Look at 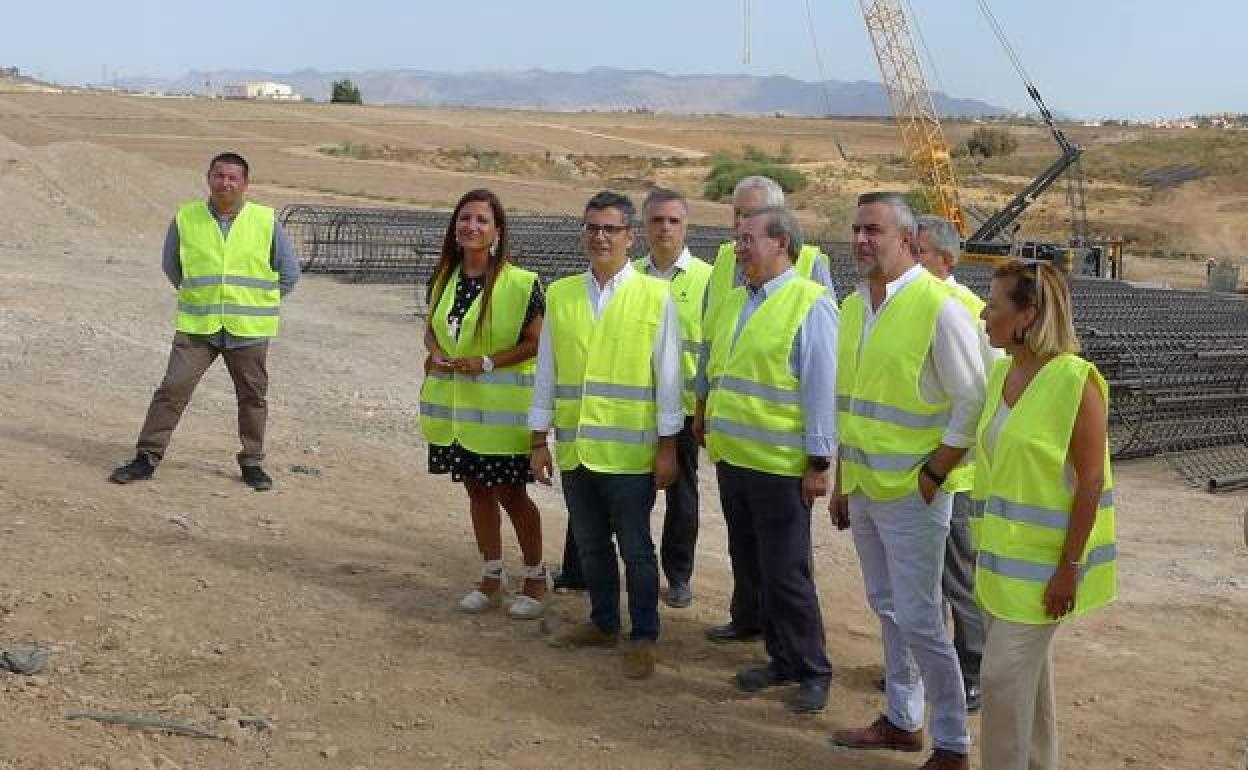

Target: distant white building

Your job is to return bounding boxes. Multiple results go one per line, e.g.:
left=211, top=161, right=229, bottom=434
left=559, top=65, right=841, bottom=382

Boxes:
left=222, top=81, right=300, bottom=101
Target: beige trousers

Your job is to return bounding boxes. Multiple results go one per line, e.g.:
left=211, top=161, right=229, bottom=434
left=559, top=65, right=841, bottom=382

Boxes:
left=135, top=332, right=269, bottom=467
left=980, top=614, right=1061, bottom=770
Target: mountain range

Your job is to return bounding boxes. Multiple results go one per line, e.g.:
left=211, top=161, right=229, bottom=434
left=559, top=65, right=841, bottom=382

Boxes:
left=112, top=67, right=1009, bottom=118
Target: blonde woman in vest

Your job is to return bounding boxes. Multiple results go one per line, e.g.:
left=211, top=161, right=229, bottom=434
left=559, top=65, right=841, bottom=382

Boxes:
left=976, top=259, right=1117, bottom=770
left=419, top=189, right=548, bottom=619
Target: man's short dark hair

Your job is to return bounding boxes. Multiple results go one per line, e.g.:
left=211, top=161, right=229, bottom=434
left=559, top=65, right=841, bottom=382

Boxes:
left=585, top=190, right=635, bottom=225
left=642, top=187, right=687, bottom=216
left=209, top=152, right=250, bottom=179
left=856, top=191, right=916, bottom=232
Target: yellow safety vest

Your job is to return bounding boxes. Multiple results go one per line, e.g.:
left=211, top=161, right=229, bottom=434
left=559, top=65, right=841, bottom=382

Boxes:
left=943, top=281, right=988, bottom=494
left=972, top=354, right=1117, bottom=625
left=418, top=264, right=538, bottom=455
left=837, top=272, right=951, bottom=501
left=633, top=256, right=713, bottom=415
left=706, top=277, right=825, bottom=477
left=175, top=200, right=280, bottom=337
left=547, top=271, right=669, bottom=474
left=704, top=242, right=827, bottom=341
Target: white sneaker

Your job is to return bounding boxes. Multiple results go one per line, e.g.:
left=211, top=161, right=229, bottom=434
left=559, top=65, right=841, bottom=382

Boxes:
left=507, top=564, right=551, bottom=620
left=458, top=560, right=507, bottom=613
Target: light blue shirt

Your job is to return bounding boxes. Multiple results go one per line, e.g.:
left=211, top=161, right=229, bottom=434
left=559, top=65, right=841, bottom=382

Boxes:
left=699, top=267, right=839, bottom=457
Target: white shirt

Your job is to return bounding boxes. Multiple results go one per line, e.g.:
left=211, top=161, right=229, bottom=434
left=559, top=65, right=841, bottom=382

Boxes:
left=856, top=264, right=987, bottom=448
left=640, top=247, right=694, bottom=281
left=527, top=261, right=685, bottom=437
left=945, top=274, right=1005, bottom=375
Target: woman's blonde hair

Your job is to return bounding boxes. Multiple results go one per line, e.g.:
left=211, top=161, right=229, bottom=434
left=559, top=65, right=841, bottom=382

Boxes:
left=993, top=259, right=1080, bottom=356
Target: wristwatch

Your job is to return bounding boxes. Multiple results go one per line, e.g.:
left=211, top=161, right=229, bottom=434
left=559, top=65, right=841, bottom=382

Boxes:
left=481, top=355, right=495, bottom=373
left=807, top=455, right=831, bottom=472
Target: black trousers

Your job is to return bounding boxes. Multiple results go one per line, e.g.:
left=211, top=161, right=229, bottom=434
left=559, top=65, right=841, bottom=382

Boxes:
left=559, top=418, right=700, bottom=588
left=943, top=492, right=985, bottom=688
left=717, top=461, right=831, bottom=682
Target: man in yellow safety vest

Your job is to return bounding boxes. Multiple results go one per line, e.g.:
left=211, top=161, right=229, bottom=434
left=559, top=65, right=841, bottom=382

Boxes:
left=830, top=193, right=986, bottom=770
left=530, top=191, right=683, bottom=680
left=109, top=152, right=299, bottom=491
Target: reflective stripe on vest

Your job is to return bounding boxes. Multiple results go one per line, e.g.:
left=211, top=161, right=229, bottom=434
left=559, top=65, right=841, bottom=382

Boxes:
left=635, top=256, right=712, bottom=415
left=836, top=273, right=950, bottom=500
left=418, top=264, right=538, bottom=455
left=175, top=200, right=279, bottom=338
left=548, top=272, right=668, bottom=474
left=972, top=354, right=1118, bottom=624
left=705, top=277, right=824, bottom=477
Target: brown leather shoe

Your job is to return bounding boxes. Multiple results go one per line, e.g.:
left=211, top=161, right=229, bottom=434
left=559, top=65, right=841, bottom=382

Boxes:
left=548, top=622, right=619, bottom=649
left=829, top=714, right=924, bottom=752
left=919, top=748, right=969, bottom=769
left=620, top=639, right=657, bottom=679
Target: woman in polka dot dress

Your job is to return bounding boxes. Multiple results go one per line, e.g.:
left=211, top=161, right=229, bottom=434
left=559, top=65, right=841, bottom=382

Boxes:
left=419, top=189, right=548, bottom=619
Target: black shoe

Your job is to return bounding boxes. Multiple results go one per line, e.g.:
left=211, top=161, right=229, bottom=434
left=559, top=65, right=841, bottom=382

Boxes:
left=240, top=465, right=273, bottom=491
left=735, top=662, right=797, bottom=693
left=784, top=678, right=830, bottom=714
left=964, top=683, right=981, bottom=714
left=875, top=675, right=887, bottom=692
left=705, top=623, right=762, bottom=643
left=109, top=455, right=154, bottom=484
left=664, top=581, right=693, bottom=609
left=552, top=568, right=585, bottom=593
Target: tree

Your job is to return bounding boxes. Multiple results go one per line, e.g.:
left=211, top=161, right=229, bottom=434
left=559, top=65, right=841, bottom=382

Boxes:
left=331, top=79, right=362, bottom=104
left=963, top=126, right=1018, bottom=159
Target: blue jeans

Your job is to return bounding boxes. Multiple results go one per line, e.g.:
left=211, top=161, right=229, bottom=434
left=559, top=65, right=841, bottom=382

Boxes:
left=562, top=466, right=660, bottom=641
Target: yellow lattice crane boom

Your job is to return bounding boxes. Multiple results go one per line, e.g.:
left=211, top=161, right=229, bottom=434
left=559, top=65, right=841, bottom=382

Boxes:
left=858, top=0, right=965, bottom=236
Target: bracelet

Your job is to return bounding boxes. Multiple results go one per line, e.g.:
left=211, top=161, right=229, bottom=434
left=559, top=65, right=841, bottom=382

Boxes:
left=921, top=463, right=947, bottom=485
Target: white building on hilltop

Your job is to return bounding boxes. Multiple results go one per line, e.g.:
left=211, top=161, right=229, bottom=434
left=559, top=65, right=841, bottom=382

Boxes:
left=222, top=81, right=300, bottom=101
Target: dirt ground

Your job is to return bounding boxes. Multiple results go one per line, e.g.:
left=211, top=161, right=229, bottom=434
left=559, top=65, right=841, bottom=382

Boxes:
left=1, top=111, right=1247, bottom=770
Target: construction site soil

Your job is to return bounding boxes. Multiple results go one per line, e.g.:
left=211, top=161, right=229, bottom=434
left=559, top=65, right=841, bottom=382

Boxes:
left=1, top=95, right=1246, bottom=769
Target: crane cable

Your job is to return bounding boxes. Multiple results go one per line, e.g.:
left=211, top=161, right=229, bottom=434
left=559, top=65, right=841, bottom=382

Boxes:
left=801, top=0, right=849, bottom=161
left=901, top=0, right=948, bottom=99
left=975, top=0, right=1035, bottom=91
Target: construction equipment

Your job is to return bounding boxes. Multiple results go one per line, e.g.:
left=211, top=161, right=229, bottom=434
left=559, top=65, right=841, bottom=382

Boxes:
left=858, top=0, right=1109, bottom=275
left=858, top=0, right=965, bottom=237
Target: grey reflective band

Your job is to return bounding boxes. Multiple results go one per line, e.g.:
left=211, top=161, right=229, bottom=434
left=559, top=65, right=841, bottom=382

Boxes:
left=578, top=424, right=659, bottom=444
left=840, top=397, right=950, bottom=430
left=984, top=489, right=1114, bottom=531
left=463, top=371, right=535, bottom=386
left=554, top=385, right=582, bottom=400
left=840, top=445, right=929, bottom=473
left=551, top=425, right=658, bottom=444
left=707, top=416, right=803, bottom=450
left=583, top=381, right=655, bottom=401
left=418, top=402, right=528, bottom=426
left=713, top=375, right=800, bottom=405
left=178, top=303, right=279, bottom=317
left=183, top=275, right=280, bottom=290
left=424, top=370, right=534, bottom=386
left=682, top=340, right=706, bottom=355
left=978, top=543, right=1116, bottom=584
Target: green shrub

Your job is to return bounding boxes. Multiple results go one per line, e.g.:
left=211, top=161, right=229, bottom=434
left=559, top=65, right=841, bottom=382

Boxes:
left=703, top=158, right=808, bottom=202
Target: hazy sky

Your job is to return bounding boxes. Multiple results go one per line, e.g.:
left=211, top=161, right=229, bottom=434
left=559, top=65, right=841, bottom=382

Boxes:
left=7, top=0, right=1239, bottom=119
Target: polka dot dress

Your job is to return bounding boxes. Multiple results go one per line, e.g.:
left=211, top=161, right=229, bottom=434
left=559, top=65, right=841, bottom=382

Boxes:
left=428, top=272, right=544, bottom=487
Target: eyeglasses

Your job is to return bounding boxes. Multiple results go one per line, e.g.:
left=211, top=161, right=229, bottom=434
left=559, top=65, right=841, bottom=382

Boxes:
left=582, top=223, right=631, bottom=237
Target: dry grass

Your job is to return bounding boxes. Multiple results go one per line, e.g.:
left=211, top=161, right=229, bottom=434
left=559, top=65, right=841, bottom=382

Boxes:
left=1, top=92, right=1244, bottom=263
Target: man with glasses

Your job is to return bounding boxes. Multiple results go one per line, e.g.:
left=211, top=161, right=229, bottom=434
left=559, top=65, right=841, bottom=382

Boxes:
left=697, top=205, right=838, bottom=713
left=530, top=191, right=683, bottom=680
left=554, top=188, right=710, bottom=609
left=700, top=174, right=836, bottom=644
